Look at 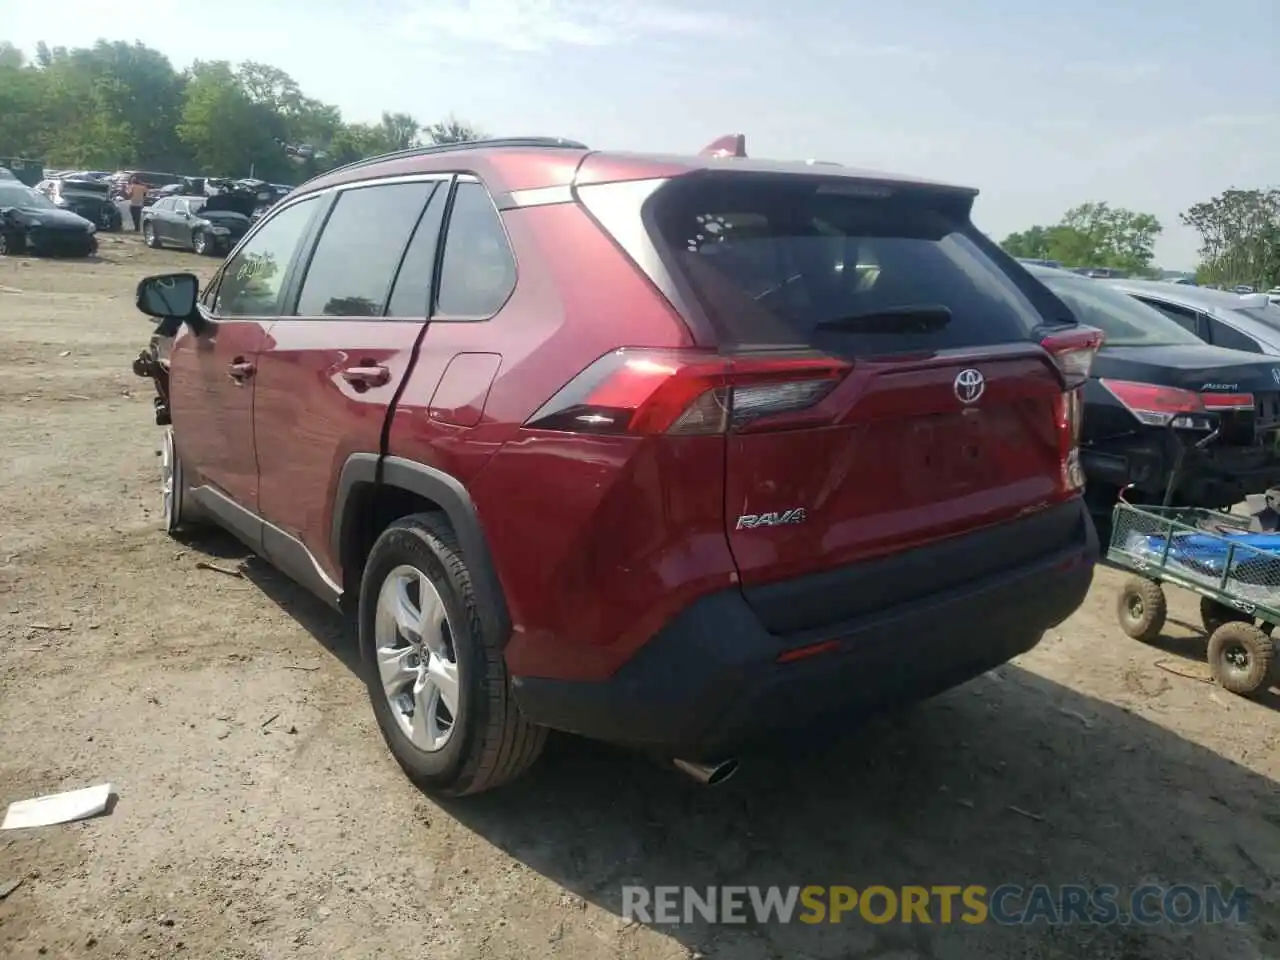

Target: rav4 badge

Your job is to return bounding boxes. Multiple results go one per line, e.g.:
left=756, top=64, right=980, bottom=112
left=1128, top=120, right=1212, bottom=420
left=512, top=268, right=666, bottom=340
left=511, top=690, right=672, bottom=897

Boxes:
left=736, top=509, right=807, bottom=530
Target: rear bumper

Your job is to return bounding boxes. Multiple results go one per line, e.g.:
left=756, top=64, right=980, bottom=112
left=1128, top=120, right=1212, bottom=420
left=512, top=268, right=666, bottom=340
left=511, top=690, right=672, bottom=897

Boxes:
left=511, top=499, right=1097, bottom=758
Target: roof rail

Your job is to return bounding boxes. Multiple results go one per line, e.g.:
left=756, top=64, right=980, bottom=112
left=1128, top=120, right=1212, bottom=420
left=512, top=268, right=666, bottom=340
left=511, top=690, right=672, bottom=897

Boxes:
left=312, top=136, right=590, bottom=182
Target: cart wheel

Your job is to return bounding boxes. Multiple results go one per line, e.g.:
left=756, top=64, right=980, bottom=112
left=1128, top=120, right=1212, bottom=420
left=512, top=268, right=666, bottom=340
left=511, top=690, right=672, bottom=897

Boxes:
left=1200, top=597, right=1252, bottom=636
left=1207, top=621, right=1275, bottom=696
left=1117, top=577, right=1167, bottom=642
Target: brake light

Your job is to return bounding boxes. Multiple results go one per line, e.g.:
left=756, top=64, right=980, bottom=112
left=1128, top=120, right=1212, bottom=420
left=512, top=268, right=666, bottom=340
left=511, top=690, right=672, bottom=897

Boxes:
left=1041, top=327, right=1104, bottom=388
left=524, top=348, right=850, bottom=435
left=1040, top=328, right=1102, bottom=494
left=1100, top=379, right=1254, bottom=427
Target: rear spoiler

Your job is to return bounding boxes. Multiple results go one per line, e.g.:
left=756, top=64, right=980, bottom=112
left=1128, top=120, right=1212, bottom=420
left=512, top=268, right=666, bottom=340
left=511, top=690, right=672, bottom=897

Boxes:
left=699, top=134, right=747, bottom=158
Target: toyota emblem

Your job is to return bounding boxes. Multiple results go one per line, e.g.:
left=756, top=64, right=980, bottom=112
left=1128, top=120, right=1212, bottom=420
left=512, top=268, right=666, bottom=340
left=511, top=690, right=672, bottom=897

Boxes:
left=954, top=368, right=985, bottom=404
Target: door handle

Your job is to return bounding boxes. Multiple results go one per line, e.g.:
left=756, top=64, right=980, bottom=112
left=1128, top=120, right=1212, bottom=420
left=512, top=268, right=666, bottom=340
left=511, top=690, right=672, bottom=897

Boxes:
left=341, top=365, right=391, bottom=388
left=228, top=359, right=255, bottom=382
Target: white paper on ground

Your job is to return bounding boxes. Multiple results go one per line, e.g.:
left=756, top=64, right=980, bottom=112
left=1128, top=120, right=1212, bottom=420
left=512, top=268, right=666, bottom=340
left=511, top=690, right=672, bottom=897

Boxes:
left=1, top=783, right=114, bottom=830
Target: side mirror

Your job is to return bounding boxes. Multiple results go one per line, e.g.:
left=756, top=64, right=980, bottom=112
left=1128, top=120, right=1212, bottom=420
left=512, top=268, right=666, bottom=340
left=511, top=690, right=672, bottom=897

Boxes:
left=136, top=272, right=199, bottom=321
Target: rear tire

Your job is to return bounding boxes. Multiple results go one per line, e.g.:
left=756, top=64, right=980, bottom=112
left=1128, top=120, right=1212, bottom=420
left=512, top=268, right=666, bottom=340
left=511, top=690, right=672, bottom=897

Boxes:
left=358, top=513, right=546, bottom=796
left=0, top=231, right=23, bottom=256
left=1117, top=577, right=1167, bottom=642
left=1199, top=596, right=1252, bottom=636
left=1207, top=621, right=1274, bottom=696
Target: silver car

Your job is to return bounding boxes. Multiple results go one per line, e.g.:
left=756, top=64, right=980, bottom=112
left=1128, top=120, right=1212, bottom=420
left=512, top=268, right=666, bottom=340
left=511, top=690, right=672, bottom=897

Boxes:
left=1104, top=279, right=1280, bottom=357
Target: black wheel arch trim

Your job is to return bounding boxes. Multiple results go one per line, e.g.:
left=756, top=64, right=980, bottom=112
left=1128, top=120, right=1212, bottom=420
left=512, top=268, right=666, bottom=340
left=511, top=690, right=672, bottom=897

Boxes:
left=332, top=454, right=512, bottom=645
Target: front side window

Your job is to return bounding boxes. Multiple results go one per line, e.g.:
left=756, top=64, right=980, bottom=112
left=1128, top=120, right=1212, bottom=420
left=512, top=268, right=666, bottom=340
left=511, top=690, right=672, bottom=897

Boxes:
left=214, top=196, right=319, bottom=318
left=435, top=181, right=517, bottom=318
left=294, top=180, right=439, bottom=318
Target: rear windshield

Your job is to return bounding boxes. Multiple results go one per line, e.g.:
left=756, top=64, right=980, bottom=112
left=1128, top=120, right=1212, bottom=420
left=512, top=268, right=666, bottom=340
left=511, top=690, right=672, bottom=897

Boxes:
left=60, top=179, right=108, bottom=195
left=650, top=174, right=1049, bottom=352
left=1039, top=274, right=1204, bottom=347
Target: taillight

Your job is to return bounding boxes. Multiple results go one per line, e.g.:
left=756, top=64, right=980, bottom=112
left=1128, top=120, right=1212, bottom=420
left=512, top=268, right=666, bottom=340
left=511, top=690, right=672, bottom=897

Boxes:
left=524, top=348, right=850, bottom=435
left=1041, top=327, right=1104, bottom=388
left=1042, top=327, right=1102, bottom=494
left=1100, top=379, right=1254, bottom=428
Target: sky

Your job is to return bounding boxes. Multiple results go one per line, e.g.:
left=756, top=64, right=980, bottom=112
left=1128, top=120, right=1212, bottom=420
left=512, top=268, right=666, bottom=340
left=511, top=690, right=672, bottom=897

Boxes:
left=3, top=0, right=1278, bottom=269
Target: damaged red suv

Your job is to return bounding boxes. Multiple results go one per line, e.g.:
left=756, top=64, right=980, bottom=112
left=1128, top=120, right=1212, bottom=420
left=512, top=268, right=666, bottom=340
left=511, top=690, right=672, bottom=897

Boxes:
left=132, top=134, right=1099, bottom=794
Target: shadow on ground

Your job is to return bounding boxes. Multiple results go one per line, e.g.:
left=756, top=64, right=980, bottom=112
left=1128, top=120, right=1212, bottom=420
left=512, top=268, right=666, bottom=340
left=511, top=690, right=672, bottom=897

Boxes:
left=188, top=533, right=1280, bottom=959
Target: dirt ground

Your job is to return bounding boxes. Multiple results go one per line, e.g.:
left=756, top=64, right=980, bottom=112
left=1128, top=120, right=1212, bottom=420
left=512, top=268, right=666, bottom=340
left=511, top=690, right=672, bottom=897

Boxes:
left=0, top=233, right=1277, bottom=960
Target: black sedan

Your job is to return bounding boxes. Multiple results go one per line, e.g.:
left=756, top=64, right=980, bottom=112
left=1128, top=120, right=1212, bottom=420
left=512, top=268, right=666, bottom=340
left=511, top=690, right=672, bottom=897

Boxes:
left=141, top=193, right=254, bottom=256
left=35, top=176, right=122, bottom=232
left=0, top=182, right=98, bottom=257
left=1028, top=265, right=1280, bottom=517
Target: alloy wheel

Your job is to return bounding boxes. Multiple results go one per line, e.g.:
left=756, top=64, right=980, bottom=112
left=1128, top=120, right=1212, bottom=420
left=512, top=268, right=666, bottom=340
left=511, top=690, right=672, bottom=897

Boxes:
left=373, top=564, right=460, bottom=752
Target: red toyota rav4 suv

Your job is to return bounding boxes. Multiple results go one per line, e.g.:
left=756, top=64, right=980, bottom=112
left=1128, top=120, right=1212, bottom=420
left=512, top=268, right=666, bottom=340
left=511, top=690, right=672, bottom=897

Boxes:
left=132, top=135, right=1099, bottom=795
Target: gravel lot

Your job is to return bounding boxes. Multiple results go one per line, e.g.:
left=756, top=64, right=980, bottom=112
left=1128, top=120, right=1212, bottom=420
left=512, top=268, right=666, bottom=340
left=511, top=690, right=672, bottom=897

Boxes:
left=1, top=234, right=1277, bottom=960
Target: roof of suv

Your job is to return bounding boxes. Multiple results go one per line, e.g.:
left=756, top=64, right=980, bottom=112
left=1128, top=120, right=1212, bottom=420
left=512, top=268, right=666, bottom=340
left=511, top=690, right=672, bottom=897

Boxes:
left=298, top=136, right=978, bottom=201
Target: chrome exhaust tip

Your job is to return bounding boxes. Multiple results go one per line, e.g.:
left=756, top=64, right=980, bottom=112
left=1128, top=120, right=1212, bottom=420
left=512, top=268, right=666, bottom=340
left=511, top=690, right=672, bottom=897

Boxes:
left=672, top=757, right=739, bottom=786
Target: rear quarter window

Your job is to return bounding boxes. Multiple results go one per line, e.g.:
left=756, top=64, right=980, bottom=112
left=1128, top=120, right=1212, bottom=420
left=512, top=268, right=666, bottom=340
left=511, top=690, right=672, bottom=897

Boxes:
left=650, top=175, right=1048, bottom=354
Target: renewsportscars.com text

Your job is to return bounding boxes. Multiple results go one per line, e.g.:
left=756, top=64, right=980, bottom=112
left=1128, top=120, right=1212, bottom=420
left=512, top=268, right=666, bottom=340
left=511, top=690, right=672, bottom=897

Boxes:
left=621, top=884, right=1250, bottom=926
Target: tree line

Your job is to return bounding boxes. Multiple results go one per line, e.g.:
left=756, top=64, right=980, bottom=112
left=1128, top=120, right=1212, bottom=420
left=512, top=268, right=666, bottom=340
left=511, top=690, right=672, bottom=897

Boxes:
left=999, top=194, right=1279, bottom=289
left=0, top=39, right=484, bottom=184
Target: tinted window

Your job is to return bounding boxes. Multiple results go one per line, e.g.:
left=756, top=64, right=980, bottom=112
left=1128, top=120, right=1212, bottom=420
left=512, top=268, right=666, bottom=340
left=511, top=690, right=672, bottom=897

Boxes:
left=1136, top=297, right=1200, bottom=334
left=1209, top=317, right=1264, bottom=353
left=435, top=181, right=517, bottom=317
left=1039, top=276, right=1204, bottom=347
left=386, top=184, right=447, bottom=317
left=214, top=197, right=318, bottom=318
left=651, top=175, right=1045, bottom=351
left=294, top=181, right=438, bottom=318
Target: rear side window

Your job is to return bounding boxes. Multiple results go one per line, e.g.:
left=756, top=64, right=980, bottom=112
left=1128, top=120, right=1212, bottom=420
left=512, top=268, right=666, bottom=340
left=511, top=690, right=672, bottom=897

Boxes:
left=435, top=181, right=516, bottom=318
left=1039, top=276, right=1203, bottom=347
left=386, top=183, right=448, bottom=317
left=650, top=175, right=1048, bottom=353
left=295, top=181, right=438, bottom=318
left=1208, top=317, right=1263, bottom=353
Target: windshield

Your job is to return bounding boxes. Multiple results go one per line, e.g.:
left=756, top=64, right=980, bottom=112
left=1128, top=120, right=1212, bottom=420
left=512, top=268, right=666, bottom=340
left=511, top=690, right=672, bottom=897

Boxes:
left=0, top=184, right=56, bottom=209
left=1040, top=274, right=1204, bottom=346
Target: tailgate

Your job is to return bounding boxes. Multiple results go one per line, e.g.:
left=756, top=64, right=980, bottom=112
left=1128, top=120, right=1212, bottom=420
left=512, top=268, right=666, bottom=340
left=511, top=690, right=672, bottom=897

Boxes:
left=643, top=170, right=1086, bottom=631
left=725, top=347, right=1066, bottom=592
